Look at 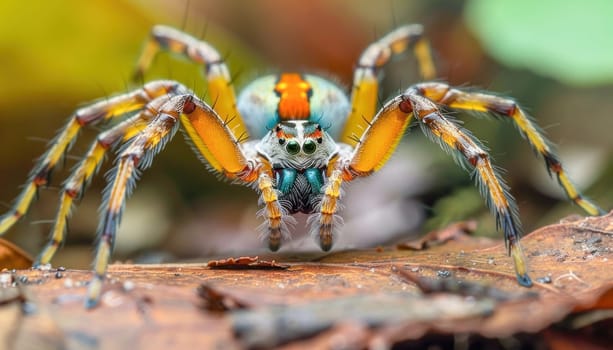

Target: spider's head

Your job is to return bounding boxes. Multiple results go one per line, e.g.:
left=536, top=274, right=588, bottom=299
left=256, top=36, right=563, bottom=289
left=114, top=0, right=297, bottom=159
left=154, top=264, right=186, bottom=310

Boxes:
left=257, top=120, right=338, bottom=170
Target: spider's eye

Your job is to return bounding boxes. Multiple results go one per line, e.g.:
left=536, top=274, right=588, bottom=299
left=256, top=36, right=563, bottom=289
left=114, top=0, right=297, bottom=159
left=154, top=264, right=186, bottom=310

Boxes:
left=285, top=140, right=300, bottom=155
left=302, top=139, right=316, bottom=154
left=278, top=138, right=286, bottom=145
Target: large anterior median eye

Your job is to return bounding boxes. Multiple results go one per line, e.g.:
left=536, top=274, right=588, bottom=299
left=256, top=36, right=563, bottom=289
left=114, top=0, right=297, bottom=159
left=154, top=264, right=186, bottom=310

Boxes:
left=302, top=139, right=316, bottom=154
left=286, top=140, right=300, bottom=155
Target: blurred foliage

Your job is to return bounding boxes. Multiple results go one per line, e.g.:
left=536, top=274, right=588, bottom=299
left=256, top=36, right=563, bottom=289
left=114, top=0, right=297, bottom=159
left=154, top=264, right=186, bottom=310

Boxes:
left=0, top=0, right=610, bottom=267
left=0, top=1, right=147, bottom=104
left=466, top=0, right=613, bottom=85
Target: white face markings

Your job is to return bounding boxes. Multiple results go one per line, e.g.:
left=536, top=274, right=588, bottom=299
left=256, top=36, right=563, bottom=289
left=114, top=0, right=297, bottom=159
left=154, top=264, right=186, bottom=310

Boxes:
left=256, top=120, right=339, bottom=170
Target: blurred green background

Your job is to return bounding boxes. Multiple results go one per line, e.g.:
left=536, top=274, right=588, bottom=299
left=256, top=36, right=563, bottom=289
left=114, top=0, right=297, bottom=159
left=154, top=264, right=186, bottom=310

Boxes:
left=0, top=0, right=611, bottom=268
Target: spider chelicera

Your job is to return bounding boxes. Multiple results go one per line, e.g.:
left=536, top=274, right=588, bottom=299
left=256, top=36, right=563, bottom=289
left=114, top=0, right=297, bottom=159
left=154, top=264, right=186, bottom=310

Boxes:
left=0, top=25, right=604, bottom=307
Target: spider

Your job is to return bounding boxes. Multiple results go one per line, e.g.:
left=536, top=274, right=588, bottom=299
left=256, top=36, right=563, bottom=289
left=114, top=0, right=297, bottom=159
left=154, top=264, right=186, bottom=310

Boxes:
left=0, top=25, right=604, bottom=308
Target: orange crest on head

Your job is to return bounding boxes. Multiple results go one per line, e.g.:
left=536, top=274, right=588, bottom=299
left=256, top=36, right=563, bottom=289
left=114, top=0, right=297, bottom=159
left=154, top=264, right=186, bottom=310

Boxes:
left=274, top=74, right=312, bottom=120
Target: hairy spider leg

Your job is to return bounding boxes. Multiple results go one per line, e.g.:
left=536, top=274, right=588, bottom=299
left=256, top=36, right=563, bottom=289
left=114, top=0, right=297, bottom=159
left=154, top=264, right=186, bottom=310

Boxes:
left=413, top=82, right=605, bottom=216
left=86, top=110, right=179, bottom=309
left=133, top=25, right=249, bottom=149
left=328, top=89, right=532, bottom=287
left=181, top=94, right=293, bottom=248
left=257, top=171, right=294, bottom=251
left=312, top=92, right=417, bottom=247
left=36, top=93, right=184, bottom=266
left=404, top=91, right=531, bottom=286
left=85, top=94, right=269, bottom=308
left=0, top=81, right=183, bottom=237
left=341, top=24, right=436, bottom=146
left=309, top=168, right=345, bottom=251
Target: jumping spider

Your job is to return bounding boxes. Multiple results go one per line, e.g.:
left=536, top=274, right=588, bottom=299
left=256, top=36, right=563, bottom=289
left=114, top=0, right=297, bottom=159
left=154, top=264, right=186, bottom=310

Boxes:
left=0, top=25, right=604, bottom=307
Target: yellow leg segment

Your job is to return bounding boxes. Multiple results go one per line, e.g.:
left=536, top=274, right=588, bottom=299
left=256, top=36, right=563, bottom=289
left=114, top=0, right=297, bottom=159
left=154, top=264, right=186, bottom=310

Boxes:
left=415, top=82, right=604, bottom=216
left=87, top=156, right=138, bottom=308
left=0, top=81, right=184, bottom=238
left=348, top=102, right=414, bottom=174
left=0, top=119, right=81, bottom=236
left=34, top=142, right=106, bottom=266
left=35, top=108, right=157, bottom=266
left=85, top=108, right=179, bottom=308
left=85, top=92, right=258, bottom=307
left=321, top=96, right=418, bottom=250
left=341, top=24, right=436, bottom=145
left=134, top=25, right=248, bottom=141
left=179, top=95, right=249, bottom=176
left=405, top=92, right=531, bottom=286
left=0, top=184, right=36, bottom=233
left=257, top=171, right=289, bottom=251
left=313, top=169, right=344, bottom=251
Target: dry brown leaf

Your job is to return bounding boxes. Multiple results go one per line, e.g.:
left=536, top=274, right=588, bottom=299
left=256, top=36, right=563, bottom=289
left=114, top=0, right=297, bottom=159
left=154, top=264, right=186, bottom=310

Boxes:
left=0, top=212, right=609, bottom=349
left=207, top=256, right=290, bottom=270
left=396, top=220, right=478, bottom=250
left=0, top=238, right=33, bottom=269
left=197, top=283, right=250, bottom=312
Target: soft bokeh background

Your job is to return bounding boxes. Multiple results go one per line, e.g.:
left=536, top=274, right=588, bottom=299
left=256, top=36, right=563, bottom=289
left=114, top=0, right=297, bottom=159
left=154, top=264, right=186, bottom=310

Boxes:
left=0, top=0, right=611, bottom=268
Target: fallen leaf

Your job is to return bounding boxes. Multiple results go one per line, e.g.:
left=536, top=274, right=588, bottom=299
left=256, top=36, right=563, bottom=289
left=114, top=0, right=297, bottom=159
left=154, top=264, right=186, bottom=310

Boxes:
left=396, top=220, right=479, bottom=250
left=0, top=212, right=608, bottom=349
left=207, top=256, right=290, bottom=270
left=196, top=283, right=250, bottom=312
left=0, top=238, right=33, bottom=269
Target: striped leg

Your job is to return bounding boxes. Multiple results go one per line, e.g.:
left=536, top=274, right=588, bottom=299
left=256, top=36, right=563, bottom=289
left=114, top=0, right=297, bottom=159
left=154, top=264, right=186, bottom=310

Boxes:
left=403, top=91, right=531, bottom=287
left=86, top=101, right=182, bottom=308
left=0, top=81, right=185, bottom=237
left=86, top=93, right=259, bottom=308
left=256, top=171, right=293, bottom=251
left=316, top=95, right=421, bottom=251
left=310, top=169, right=345, bottom=251
left=341, top=24, right=436, bottom=145
left=35, top=96, right=174, bottom=266
left=336, top=89, right=531, bottom=286
left=134, top=25, right=248, bottom=141
left=414, top=82, right=605, bottom=216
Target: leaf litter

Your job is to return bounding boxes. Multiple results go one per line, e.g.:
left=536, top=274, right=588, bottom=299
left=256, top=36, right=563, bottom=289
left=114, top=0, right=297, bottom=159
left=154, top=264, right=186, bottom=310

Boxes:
left=0, top=213, right=609, bottom=349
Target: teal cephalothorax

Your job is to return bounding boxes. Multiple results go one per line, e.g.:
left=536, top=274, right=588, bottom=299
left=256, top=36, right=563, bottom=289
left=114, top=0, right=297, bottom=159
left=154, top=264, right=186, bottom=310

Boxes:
left=237, top=74, right=350, bottom=139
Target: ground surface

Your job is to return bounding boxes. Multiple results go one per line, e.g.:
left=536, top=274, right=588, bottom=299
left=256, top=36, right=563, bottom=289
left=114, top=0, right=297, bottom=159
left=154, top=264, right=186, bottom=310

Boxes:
left=0, top=213, right=611, bottom=349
